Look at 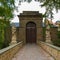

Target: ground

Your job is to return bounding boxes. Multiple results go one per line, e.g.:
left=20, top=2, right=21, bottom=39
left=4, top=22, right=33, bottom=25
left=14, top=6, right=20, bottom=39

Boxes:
left=12, top=44, right=54, bottom=60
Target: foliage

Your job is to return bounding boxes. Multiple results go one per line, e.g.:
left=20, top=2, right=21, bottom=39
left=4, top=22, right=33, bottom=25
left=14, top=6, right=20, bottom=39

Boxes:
left=52, top=39, right=60, bottom=47
left=0, top=0, right=15, bottom=20
left=57, top=31, right=60, bottom=38
left=0, top=20, right=4, bottom=49
left=39, top=0, right=60, bottom=19
left=52, top=31, right=60, bottom=47
left=0, top=19, right=11, bottom=49
left=43, top=27, right=46, bottom=41
left=0, top=0, right=15, bottom=49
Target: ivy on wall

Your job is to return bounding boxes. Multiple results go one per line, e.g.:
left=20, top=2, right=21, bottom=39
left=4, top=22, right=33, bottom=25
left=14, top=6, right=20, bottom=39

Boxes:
left=52, top=30, right=60, bottom=47
left=0, top=20, right=4, bottom=49
left=0, top=19, right=10, bottom=49
left=43, top=27, right=46, bottom=41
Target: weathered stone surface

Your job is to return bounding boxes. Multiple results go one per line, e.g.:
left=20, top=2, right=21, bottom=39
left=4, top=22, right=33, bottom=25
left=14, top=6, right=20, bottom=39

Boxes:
left=50, top=27, right=58, bottom=41
left=10, top=27, right=17, bottom=45
left=12, top=44, right=54, bottom=60
left=19, top=28, right=26, bottom=43
left=0, top=41, right=23, bottom=60
left=37, top=41, right=60, bottom=60
left=18, top=11, right=43, bottom=43
left=46, top=30, right=51, bottom=43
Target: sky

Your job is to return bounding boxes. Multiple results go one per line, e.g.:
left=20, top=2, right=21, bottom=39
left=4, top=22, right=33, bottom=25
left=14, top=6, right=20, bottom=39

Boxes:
left=11, top=0, right=60, bottom=23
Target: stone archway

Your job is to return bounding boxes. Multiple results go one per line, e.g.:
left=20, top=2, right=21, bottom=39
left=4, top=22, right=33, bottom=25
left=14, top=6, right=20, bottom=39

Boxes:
left=26, top=22, right=36, bottom=43
left=18, top=11, right=43, bottom=44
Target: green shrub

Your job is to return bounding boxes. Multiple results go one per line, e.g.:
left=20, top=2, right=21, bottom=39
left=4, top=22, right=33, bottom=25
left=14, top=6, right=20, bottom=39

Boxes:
left=43, top=27, right=46, bottom=41
left=52, top=39, right=60, bottom=47
left=57, top=31, right=60, bottom=38
left=0, top=21, right=5, bottom=49
left=0, top=29, right=4, bottom=49
left=0, top=19, right=11, bottom=49
left=52, top=31, right=60, bottom=47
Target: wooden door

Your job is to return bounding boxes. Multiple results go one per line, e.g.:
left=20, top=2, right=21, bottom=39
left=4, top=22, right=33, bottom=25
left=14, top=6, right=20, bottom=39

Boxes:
left=26, top=22, right=36, bottom=43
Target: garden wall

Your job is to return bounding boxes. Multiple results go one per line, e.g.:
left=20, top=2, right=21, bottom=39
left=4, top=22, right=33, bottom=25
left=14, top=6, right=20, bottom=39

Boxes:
left=37, top=41, right=60, bottom=60
left=0, top=41, right=23, bottom=60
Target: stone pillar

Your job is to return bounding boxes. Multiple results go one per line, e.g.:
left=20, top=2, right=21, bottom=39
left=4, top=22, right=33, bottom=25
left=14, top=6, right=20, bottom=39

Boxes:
left=10, top=26, right=17, bottom=45
left=46, top=25, right=51, bottom=43
left=58, top=24, right=60, bottom=31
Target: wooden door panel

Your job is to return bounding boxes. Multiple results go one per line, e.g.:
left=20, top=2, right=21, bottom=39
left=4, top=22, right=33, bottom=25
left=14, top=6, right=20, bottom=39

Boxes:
left=26, top=22, right=36, bottom=43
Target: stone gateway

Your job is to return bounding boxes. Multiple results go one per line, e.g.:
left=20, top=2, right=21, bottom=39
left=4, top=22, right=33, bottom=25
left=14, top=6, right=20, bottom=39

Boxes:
left=18, top=11, right=43, bottom=44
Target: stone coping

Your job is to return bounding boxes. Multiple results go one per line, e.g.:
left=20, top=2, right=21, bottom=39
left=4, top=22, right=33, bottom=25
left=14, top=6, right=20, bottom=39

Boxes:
left=40, top=41, right=60, bottom=51
left=0, top=41, right=23, bottom=54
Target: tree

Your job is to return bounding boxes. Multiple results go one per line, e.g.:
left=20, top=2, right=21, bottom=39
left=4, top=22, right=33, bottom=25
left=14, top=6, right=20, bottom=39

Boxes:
left=39, top=0, right=60, bottom=19
left=0, top=0, right=15, bottom=20
left=0, top=0, right=15, bottom=49
left=19, top=0, right=60, bottom=19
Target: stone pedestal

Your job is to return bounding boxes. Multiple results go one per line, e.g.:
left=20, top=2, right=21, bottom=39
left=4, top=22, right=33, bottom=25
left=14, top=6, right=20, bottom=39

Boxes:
left=46, top=30, right=51, bottom=43
left=46, top=25, right=51, bottom=43
left=10, top=27, right=17, bottom=45
left=58, top=28, right=60, bottom=31
left=58, top=24, right=60, bottom=31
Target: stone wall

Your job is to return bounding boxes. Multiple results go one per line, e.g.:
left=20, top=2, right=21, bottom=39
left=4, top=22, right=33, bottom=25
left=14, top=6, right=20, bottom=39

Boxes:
left=16, top=27, right=43, bottom=44
left=18, top=11, right=43, bottom=43
left=16, top=27, right=20, bottom=42
left=50, top=27, right=58, bottom=41
left=19, top=28, right=26, bottom=43
left=37, top=28, right=43, bottom=41
left=37, top=41, right=60, bottom=60
left=19, top=18, right=42, bottom=28
left=0, top=41, right=23, bottom=60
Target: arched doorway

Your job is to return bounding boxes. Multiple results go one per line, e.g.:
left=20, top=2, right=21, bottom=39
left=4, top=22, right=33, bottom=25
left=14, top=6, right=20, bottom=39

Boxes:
left=26, top=22, right=36, bottom=43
